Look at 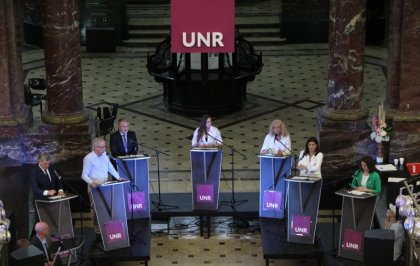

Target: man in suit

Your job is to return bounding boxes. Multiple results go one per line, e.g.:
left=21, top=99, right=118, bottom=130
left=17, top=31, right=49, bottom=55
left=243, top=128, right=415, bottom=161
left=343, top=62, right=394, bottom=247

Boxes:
left=30, top=222, right=53, bottom=266
left=110, top=118, right=138, bottom=157
left=31, top=153, right=64, bottom=200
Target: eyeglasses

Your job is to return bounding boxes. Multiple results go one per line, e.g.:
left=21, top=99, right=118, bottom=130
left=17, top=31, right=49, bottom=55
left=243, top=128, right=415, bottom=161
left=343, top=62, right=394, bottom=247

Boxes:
left=96, top=145, right=106, bottom=148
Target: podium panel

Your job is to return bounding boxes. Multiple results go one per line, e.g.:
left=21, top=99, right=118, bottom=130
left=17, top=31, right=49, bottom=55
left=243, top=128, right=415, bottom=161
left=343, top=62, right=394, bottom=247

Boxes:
left=259, top=155, right=292, bottom=219
left=190, top=149, right=222, bottom=211
left=91, top=181, right=130, bottom=251
left=117, top=155, right=151, bottom=219
left=335, top=188, right=377, bottom=261
left=35, top=194, right=78, bottom=238
left=286, top=177, right=322, bottom=244
left=35, top=194, right=78, bottom=263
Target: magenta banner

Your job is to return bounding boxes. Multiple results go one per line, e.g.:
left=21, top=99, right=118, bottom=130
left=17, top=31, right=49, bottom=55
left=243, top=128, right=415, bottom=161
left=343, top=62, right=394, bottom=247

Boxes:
left=104, top=220, right=126, bottom=244
left=342, top=229, right=363, bottom=252
left=196, top=184, right=214, bottom=203
left=263, top=190, right=282, bottom=211
left=171, top=0, right=235, bottom=53
left=127, top=191, right=146, bottom=212
left=291, top=215, right=311, bottom=236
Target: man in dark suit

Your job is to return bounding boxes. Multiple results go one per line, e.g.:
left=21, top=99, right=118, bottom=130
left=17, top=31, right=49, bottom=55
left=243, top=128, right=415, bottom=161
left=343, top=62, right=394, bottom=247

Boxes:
left=110, top=118, right=138, bottom=157
left=30, top=222, right=53, bottom=265
left=31, top=153, right=64, bottom=200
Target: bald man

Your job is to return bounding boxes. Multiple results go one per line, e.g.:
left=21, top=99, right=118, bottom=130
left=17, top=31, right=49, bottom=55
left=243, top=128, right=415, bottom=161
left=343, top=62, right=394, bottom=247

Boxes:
left=30, top=222, right=52, bottom=265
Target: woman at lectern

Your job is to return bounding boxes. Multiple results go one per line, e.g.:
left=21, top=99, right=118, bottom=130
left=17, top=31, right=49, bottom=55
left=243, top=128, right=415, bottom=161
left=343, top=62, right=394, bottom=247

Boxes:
left=191, top=114, right=223, bottom=148
left=351, top=156, right=381, bottom=194
left=260, top=119, right=291, bottom=156
left=297, top=137, right=323, bottom=176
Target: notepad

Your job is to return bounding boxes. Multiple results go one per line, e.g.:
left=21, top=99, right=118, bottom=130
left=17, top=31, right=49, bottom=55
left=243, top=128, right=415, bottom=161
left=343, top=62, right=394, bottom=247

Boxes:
left=48, top=195, right=62, bottom=200
left=388, top=177, right=406, bottom=183
left=349, top=190, right=365, bottom=196
left=375, top=164, right=397, bottom=172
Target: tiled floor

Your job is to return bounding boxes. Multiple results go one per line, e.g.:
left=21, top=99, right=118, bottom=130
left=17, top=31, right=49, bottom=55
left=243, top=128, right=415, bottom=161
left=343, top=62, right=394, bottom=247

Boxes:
left=21, top=1, right=388, bottom=264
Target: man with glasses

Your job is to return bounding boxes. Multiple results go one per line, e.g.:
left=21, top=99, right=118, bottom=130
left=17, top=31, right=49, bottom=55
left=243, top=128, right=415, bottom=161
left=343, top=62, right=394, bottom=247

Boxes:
left=81, top=138, right=123, bottom=239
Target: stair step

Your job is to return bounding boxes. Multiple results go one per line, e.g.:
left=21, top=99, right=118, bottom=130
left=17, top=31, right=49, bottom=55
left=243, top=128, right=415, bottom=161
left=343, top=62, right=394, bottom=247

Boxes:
left=124, top=36, right=285, bottom=48
left=127, top=16, right=279, bottom=27
left=128, top=27, right=280, bottom=38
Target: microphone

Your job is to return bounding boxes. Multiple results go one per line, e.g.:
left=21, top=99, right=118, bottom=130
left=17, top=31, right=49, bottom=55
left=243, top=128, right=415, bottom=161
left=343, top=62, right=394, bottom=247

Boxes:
left=273, top=135, right=294, bottom=156
left=274, top=134, right=277, bottom=143
left=206, top=133, right=223, bottom=145
left=54, top=170, right=62, bottom=181
left=106, top=152, right=117, bottom=161
left=205, top=136, right=208, bottom=142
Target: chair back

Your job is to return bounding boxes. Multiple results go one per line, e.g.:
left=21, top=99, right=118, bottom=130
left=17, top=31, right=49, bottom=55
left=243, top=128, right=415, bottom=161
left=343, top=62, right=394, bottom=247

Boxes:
left=28, top=78, right=47, bottom=90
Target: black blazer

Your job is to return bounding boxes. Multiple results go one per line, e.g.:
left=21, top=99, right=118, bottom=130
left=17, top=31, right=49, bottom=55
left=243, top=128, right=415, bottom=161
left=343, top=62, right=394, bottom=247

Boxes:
left=30, top=235, right=49, bottom=261
left=110, top=130, right=138, bottom=157
left=31, top=165, right=63, bottom=199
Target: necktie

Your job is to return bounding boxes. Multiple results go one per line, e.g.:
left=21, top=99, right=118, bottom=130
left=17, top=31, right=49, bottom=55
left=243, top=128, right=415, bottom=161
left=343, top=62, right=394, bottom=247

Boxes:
left=43, top=242, right=49, bottom=258
left=44, top=169, right=51, bottom=182
left=122, top=134, right=128, bottom=153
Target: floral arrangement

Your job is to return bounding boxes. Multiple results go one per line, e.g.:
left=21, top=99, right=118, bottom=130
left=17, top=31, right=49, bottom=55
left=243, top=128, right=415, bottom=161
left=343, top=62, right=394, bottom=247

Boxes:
left=370, top=101, right=392, bottom=142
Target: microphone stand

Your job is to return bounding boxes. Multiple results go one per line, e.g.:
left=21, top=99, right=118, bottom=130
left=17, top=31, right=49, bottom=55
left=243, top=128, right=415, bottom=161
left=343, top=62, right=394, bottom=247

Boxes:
left=130, top=140, right=178, bottom=211
left=207, top=134, right=248, bottom=209
left=273, top=136, right=299, bottom=176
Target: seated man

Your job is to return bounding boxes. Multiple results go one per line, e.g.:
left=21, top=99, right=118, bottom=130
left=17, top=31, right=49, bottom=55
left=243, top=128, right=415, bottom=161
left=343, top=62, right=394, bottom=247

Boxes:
left=30, top=222, right=62, bottom=266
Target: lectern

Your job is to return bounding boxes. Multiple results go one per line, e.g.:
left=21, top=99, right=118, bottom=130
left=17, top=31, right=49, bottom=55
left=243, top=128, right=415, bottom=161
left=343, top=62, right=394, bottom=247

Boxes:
left=259, top=155, right=292, bottom=219
left=35, top=194, right=78, bottom=238
left=91, top=181, right=130, bottom=251
left=286, top=176, right=322, bottom=244
left=117, top=155, right=151, bottom=219
left=335, top=188, right=377, bottom=261
left=35, top=194, right=78, bottom=264
left=190, top=149, right=223, bottom=211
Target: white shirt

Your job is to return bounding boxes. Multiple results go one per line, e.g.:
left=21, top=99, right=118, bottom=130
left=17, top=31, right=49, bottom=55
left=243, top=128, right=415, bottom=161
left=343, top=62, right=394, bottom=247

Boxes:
left=298, top=151, right=323, bottom=176
left=260, top=134, right=291, bottom=155
left=81, top=151, right=120, bottom=185
left=361, top=174, right=369, bottom=187
left=191, top=126, right=222, bottom=146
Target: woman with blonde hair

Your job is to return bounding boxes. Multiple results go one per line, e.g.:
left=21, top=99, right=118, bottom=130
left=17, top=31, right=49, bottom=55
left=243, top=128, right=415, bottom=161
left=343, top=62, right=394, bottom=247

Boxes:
left=260, top=119, right=291, bottom=155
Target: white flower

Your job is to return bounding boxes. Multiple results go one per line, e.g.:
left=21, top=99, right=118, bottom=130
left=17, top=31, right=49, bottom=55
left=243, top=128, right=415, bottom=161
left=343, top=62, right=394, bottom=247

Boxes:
left=379, top=129, right=387, bottom=137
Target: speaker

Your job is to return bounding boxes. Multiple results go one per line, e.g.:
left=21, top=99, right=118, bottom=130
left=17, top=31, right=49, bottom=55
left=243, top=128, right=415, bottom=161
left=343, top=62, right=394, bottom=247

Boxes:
left=364, top=229, right=394, bottom=265
left=9, top=245, right=45, bottom=266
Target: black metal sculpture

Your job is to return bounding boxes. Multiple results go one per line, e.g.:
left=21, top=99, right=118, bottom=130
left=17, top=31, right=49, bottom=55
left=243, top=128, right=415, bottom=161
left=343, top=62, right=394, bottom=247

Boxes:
left=147, top=32, right=263, bottom=116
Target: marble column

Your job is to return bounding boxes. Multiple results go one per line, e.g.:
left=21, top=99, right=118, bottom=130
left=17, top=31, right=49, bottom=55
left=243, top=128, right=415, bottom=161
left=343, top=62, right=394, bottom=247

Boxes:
left=386, top=0, right=420, bottom=161
left=320, top=0, right=369, bottom=120
left=0, top=0, right=31, bottom=135
left=317, top=0, right=371, bottom=176
left=0, top=0, right=32, bottom=239
left=41, top=0, right=89, bottom=124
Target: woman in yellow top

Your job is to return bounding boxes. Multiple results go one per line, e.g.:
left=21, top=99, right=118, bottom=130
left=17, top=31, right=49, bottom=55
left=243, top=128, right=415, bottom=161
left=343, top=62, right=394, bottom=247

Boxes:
left=351, top=156, right=381, bottom=195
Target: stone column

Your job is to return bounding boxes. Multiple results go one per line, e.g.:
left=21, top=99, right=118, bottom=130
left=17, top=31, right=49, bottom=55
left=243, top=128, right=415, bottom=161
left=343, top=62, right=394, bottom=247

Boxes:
left=41, top=0, right=89, bottom=124
left=0, top=0, right=31, bottom=135
left=0, top=0, right=31, bottom=239
left=317, top=0, right=371, bottom=176
left=320, top=0, right=369, bottom=120
left=386, top=0, right=420, bottom=161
